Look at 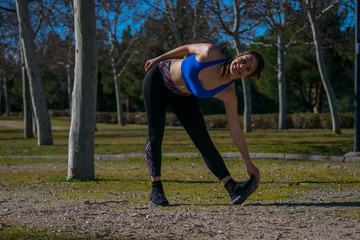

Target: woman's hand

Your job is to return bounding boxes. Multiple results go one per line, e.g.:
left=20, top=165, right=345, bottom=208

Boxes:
left=246, top=161, right=260, bottom=185
left=144, top=58, right=159, bottom=72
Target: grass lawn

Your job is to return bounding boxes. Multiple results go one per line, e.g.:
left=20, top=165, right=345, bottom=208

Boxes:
left=1, top=156, right=359, bottom=239
left=0, top=116, right=354, bottom=156
left=0, top=117, right=359, bottom=239
left=1, top=156, right=359, bottom=203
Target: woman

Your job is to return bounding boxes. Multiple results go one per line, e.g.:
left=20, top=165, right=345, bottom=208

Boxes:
left=143, top=43, right=264, bottom=206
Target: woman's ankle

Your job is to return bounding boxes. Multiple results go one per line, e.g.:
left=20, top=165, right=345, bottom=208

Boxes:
left=151, top=176, right=161, bottom=182
left=220, top=176, right=232, bottom=186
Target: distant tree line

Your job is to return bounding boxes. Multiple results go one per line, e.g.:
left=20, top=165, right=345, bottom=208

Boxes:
left=0, top=0, right=355, bottom=129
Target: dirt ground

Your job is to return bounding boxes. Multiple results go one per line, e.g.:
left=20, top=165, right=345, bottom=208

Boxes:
left=1, top=169, right=359, bottom=239
left=1, top=191, right=359, bottom=239
left=1, top=120, right=359, bottom=239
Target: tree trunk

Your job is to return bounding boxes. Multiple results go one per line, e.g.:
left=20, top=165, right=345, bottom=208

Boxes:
left=277, top=33, right=287, bottom=129
left=126, top=95, right=130, bottom=121
left=16, top=0, right=53, bottom=145
left=0, top=78, right=2, bottom=115
left=111, top=57, right=125, bottom=126
left=114, top=76, right=125, bottom=126
left=163, top=0, right=182, bottom=45
left=233, top=38, right=252, bottom=132
left=306, top=1, right=341, bottom=134
left=3, top=79, right=10, bottom=117
left=66, top=64, right=73, bottom=117
left=21, top=44, right=33, bottom=138
left=241, top=78, right=252, bottom=132
left=68, top=0, right=97, bottom=180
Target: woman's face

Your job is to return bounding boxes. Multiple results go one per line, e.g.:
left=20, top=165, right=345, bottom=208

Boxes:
left=230, top=54, right=258, bottom=79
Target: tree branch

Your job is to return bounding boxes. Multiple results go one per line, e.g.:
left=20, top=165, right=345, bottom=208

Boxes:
left=0, top=6, right=16, bottom=12
left=250, top=41, right=274, bottom=48
left=34, top=0, right=57, bottom=36
left=200, top=0, right=233, bottom=36
left=239, top=19, right=261, bottom=35
left=116, top=36, right=138, bottom=69
left=215, top=0, right=234, bottom=36
left=143, top=0, right=167, bottom=15
left=232, top=0, right=240, bottom=34
left=285, top=22, right=309, bottom=48
left=315, top=0, right=341, bottom=20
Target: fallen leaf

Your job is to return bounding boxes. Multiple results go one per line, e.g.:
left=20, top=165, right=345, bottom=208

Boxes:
left=127, top=212, right=148, bottom=217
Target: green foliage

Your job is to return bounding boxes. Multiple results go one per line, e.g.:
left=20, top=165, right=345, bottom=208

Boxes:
left=250, top=39, right=278, bottom=106
left=8, top=77, right=23, bottom=112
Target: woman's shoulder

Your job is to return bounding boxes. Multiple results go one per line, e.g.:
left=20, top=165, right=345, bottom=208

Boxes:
left=193, top=43, right=225, bottom=62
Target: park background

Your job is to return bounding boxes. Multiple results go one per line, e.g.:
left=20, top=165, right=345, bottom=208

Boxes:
left=1, top=1, right=360, bottom=239
left=0, top=0, right=356, bottom=130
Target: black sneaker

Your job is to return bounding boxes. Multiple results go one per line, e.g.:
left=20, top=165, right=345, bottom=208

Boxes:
left=224, top=176, right=257, bottom=205
left=150, top=181, right=169, bottom=207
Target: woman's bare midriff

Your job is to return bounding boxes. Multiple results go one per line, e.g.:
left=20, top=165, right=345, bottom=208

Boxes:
left=170, top=59, right=191, bottom=94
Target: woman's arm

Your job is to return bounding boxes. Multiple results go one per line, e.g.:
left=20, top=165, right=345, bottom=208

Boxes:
left=217, top=88, right=260, bottom=184
left=144, top=43, right=219, bottom=72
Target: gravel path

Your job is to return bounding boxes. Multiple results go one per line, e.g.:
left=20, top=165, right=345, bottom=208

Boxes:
left=1, top=176, right=359, bottom=239
left=0, top=120, right=68, bottom=131
left=1, top=120, right=359, bottom=239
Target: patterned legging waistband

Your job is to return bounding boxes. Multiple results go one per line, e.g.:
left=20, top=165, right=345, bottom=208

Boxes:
left=159, top=59, right=192, bottom=96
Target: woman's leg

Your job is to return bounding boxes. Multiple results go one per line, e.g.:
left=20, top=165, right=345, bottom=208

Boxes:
left=142, top=65, right=168, bottom=180
left=143, top=65, right=170, bottom=207
left=169, top=95, right=257, bottom=205
left=168, top=95, right=231, bottom=180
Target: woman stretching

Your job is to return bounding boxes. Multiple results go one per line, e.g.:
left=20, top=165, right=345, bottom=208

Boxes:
left=143, top=43, right=264, bottom=206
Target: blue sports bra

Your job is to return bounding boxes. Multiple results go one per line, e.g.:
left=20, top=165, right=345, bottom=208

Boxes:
left=181, top=54, right=234, bottom=98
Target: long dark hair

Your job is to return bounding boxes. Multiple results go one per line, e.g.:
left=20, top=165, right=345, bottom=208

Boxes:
left=220, top=50, right=265, bottom=84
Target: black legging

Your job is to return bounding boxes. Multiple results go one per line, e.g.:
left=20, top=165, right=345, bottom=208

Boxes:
left=142, top=63, right=230, bottom=180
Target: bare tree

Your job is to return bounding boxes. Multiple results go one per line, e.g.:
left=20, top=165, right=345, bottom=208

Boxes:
left=254, top=0, right=303, bottom=129
left=1, top=1, right=55, bottom=136
left=16, top=0, right=53, bottom=145
left=98, top=0, right=137, bottom=125
left=144, top=0, right=184, bottom=45
left=1, top=2, right=34, bottom=136
left=53, top=0, right=75, bottom=117
left=0, top=3, right=17, bottom=118
left=68, top=0, right=97, bottom=180
left=301, top=0, right=342, bottom=134
left=143, top=0, right=216, bottom=45
left=20, top=43, right=33, bottom=138
left=202, top=0, right=261, bottom=132
left=0, top=54, right=13, bottom=117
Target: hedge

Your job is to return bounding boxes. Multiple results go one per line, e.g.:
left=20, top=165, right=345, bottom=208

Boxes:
left=93, top=112, right=354, bottom=129
left=9, top=110, right=355, bottom=129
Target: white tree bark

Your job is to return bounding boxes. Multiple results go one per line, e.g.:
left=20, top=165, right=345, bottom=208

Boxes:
left=68, top=0, right=97, bottom=180
left=20, top=43, right=33, bottom=138
left=0, top=78, right=2, bottom=115
left=100, top=2, right=136, bottom=126
left=163, top=0, right=182, bottom=45
left=3, top=78, right=9, bottom=117
left=234, top=38, right=252, bottom=132
left=232, top=0, right=252, bottom=133
left=66, top=64, right=73, bottom=117
left=112, top=58, right=125, bottom=126
left=16, top=0, right=53, bottom=145
left=241, top=77, right=252, bottom=132
left=306, top=0, right=341, bottom=134
left=277, top=33, right=287, bottom=129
